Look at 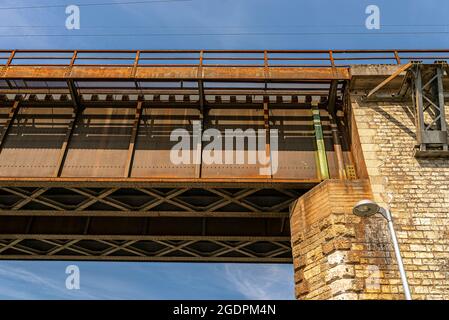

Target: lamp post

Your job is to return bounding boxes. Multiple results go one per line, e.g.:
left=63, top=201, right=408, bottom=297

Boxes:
left=353, top=199, right=412, bottom=300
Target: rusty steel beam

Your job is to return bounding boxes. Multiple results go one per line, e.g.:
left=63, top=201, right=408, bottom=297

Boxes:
left=327, top=80, right=339, bottom=114
left=0, top=88, right=339, bottom=96
left=0, top=255, right=292, bottom=263
left=0, top=210, right=288, bottom=218
left=330, top=114, right=347, bottom=180
left=263, top=101, right=272, bottom=178
left=1, top=65, right=350, bottom=81
left=311, top=103, right=330, bottom=180
left=0, top=177, right=319, bottom=188
left=124, top=101, right=143, bottom=177
left=54, top=107, right=84, bottom=177
left=195, top=78, right=205, bottom=178
left=0, top=100, right=20, bottom=151
left=366, top=62, right=413, bottom=98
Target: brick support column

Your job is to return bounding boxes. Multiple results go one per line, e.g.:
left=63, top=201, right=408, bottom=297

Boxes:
left=290, top=179, right=404, bottom=300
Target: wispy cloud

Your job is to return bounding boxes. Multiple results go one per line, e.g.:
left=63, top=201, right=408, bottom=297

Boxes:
left=0, top=262, right=294, bottom=300
left=0, top=263, right=99, bottom=299
left=0, top=7, right=55, bottom=48
left=222, top=264, right=294, bottom=300
left=0, top=262, right=151, bottom=300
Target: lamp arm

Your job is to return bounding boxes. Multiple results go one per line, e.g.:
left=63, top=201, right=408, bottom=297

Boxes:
left=378, top=207, right=392, bottom=221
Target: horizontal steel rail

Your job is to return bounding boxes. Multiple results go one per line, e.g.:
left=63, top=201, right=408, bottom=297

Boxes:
left=1, top=49, right=449, bottom=68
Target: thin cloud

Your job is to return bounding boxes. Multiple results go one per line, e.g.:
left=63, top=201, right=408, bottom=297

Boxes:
left=0, top=264, right=99, bottom=299
left=222, top=264, right=294, bottom=300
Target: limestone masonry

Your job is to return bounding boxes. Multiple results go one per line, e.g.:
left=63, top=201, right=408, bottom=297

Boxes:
left=290, top=64, right=449, bottom=300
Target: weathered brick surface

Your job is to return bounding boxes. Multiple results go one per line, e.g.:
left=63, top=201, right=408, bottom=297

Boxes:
left=291, top=94, right=449, bottom=300
left=290, top=179, right=403, bottom=300
left=349, top=97, right=449, bottom=300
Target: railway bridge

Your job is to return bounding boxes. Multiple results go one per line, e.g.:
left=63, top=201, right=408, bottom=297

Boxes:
left=1, top=49, right=448, bottom=299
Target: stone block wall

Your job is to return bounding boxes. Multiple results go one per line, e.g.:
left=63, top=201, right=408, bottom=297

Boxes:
left=290, top=179, right=405, bottom=300
left=290, top=92, right=449, bottom=300
left=348, top=97, right=449, bottom=299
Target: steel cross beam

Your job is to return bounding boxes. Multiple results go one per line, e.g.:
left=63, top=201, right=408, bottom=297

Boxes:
left=0, top=186, right=301, bottom=215
left=138, top=188, right=194, bottom=212
left=0, top=237, right=292, bottom=262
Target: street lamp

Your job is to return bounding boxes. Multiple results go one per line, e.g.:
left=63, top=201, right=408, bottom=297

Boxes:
left=353, top=200, right=412, bottom=300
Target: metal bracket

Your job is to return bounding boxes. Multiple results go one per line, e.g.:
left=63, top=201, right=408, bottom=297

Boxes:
left=366, top=62, right=413, bottom=99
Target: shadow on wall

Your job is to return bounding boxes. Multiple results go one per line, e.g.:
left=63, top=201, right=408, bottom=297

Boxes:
left=366, top=102, right=416, bottom=139
left=366, top=101, right=449, bottom=169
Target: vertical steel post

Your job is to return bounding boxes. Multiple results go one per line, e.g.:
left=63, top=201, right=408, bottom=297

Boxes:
left=413, top=65, right=426, bottom=151
left=312, top=104, right=330, bottom=180
left=394, top=50, right=401, bottom=64
left=0, top=100, right=20, bottom=153
left=263, top=100, right=272, bottom=177
left=436, top=65, right=448, bottom=151
left=124, top=100, right=143, bottom=177
left=195, top=50, right=205, bottom=178
left=330, top=114, right=347, bottom=180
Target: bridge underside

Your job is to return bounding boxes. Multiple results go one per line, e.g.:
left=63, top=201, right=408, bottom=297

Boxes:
left=0, top=181, right=312, bottom=262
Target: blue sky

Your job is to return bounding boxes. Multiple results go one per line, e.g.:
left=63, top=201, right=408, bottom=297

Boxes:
left=0, top=261, right=293, bottom=299
left=0, top=0, right=448, bottom=300
left=0, top=0, right=448, bottom=49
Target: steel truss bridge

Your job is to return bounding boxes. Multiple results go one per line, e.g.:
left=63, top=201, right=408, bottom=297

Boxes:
left=0, top=49, right=448, bottom=262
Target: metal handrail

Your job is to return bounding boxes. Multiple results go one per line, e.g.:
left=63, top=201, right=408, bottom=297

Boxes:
left=1, top=49, right=449, bottom=67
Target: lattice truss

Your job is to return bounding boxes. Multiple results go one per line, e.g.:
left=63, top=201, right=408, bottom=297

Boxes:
left=0, top=237, right=292, bottom=262
left=0, top=186, right=300, bottom=213
left=0, top=186, right=303, bottom=262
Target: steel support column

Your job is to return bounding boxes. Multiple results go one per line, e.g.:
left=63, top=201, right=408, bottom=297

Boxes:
left=0, top=100, right=19, bottom=152
left=330, top=114, right=346, bottom=179
left=412, top=63, right=449, bottom=157
left=124, top=100, right=143, bottom=177
left=311, top=103, right=330, bottom=180
left=263, top=100, right=273, bottom=177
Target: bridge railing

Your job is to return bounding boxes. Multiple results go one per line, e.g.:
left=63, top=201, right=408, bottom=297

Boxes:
left=1, top=49, right=449, bottom=68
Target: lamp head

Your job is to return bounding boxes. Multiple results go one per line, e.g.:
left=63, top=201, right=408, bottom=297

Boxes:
left=353, top=200, right=379, bottom=217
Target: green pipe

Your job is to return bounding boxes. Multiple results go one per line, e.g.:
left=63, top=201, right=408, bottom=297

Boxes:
left=312, top=106, right=330, bottom=180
